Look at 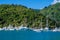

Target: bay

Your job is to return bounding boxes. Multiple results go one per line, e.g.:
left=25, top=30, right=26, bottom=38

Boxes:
left=0, top=29, right=60, bottom=40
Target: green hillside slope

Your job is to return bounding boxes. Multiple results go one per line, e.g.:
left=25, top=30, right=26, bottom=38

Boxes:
left=0, top=3, right=60, bottom=29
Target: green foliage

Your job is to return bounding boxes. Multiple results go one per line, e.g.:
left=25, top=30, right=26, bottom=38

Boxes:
left=0, top=3, right=60, bottom=29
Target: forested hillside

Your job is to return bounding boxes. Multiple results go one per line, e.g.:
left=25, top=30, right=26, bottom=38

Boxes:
left=0, top=3, right=60, bottom=29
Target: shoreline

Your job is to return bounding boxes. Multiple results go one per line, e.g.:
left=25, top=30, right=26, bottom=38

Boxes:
left=0, top=25, right=60, bottom=32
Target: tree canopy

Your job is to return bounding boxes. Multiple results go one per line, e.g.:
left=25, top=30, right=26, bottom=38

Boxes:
left=0, top=3, right=60, bottom=29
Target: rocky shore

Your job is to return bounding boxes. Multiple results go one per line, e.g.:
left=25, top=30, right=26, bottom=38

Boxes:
left=0, top=25, right=60, bottom=32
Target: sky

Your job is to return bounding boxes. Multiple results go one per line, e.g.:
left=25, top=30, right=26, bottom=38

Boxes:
left=0, top=0, right=60, bottom=9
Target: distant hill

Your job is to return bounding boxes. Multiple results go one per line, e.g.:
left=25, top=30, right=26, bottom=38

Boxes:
left=0, top=3, right=60, bottom=29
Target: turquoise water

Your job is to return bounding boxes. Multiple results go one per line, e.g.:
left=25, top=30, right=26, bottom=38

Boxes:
left=0, top=29, right=60, bottom=40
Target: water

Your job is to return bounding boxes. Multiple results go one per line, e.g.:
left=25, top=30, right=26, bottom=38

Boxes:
left=0, top=29, right=60, bottom=40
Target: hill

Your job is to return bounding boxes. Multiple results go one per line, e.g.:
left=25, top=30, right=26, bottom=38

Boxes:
left=0, top=3, right=60, bottom=29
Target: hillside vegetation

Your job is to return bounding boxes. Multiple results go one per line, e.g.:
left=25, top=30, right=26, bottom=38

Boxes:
left=0, top=3, right=60, bottom=29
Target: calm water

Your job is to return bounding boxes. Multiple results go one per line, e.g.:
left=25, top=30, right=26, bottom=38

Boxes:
left=0, top=29, right=60, bottom=40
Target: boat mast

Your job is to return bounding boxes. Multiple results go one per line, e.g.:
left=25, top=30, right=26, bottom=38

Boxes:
left=46, top=15, right=49, bottom=27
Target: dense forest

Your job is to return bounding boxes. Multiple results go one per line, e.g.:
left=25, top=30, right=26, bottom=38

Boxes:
left=0, top=3, right=60, bottom=29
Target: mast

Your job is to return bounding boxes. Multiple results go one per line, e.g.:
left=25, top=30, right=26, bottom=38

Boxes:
left=40, top=17, right=42, bottom=28
left=46, top=15, right=49, bottom=27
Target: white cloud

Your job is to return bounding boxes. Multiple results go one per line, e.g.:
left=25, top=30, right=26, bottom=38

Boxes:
left=52, top=0, right=60, bottom=4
